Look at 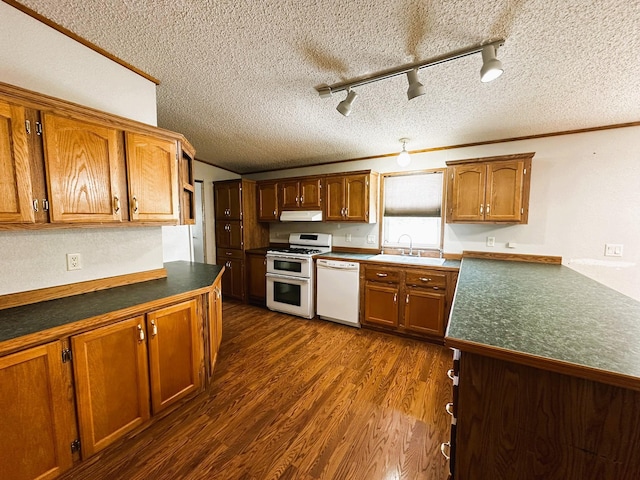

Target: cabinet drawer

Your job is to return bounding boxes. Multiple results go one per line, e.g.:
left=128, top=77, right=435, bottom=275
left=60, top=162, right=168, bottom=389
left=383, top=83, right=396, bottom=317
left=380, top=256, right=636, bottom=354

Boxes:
left=405, top=271, right=446, bottom=289
left=217, top=248, right=243, bottom=260
left=364, top=267, right=401, bottom=283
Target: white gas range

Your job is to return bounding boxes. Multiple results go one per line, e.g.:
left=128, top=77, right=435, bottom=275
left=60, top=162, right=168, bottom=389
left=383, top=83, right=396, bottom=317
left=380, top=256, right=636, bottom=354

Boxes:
left=265, top=233, right=332, bottom=319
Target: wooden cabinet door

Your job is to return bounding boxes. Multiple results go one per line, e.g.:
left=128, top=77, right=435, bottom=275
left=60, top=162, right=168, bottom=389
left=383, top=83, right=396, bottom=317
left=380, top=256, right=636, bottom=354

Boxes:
left=207, top=281, right=223, bottom=375
left=43, top=113, right=125, bottom=223
left=485, top=160, right=525, bottom=222
left=280, top=180, right=300, bottom=209
left=178, top=143, right=196, bottom=225
left=299, top=177, right=322, bottom=209
left=247, top=252, right=267, bottom=304
left=71, top=317, right=150, bottom=457
left=214, top=181, right=242, bottom=219
left=257, top=181, right=278, bottom=221
left=448, top=164, right=486, bottom=222
left=221, top=257, right=245, bottom=300
left=0, top=341, right=75, bottom=480
left=0, top=100, right=36, bottom=223
left=215, top=221, right=242, bottom=249
left=126, top=132, right=178, bottom=222
left=147, top=299, right=201, bottom=414
left=324, top=176, right=345, bottom=221
left=403, top=287, right=446, bottom=336
left=344, top=174, right=368, bottom=221
left=363, top=281, right=400, bottom=327
left=214, top=182, right=230, bottom=219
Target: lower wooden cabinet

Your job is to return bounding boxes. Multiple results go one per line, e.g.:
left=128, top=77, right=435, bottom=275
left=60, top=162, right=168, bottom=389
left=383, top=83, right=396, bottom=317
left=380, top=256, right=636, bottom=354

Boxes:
left=0, top=341, right=76, bottom=480
left=218, top=248, right=245, bottom=301
left=71, top=299, right=201, bottom=458
left=361, top=263, right=457, bottom=341
left=246, top=250, right=267, bottom=305
left=207, top=278, right=223, bottom=376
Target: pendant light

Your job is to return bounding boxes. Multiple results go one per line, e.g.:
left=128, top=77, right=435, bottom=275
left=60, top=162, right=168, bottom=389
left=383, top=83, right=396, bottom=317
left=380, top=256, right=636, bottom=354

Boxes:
left=397, top=138, right=411, bottom=167
left=480, top=44, right=504, bottom=82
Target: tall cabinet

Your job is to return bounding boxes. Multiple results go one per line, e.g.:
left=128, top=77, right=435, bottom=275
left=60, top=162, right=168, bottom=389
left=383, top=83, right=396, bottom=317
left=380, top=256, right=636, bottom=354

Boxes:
left=214, top=179, right=269, bottom=301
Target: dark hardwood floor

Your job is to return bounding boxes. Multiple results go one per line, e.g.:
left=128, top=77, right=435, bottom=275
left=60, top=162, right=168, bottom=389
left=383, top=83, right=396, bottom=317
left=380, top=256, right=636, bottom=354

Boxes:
left=60, top=301, right=453, bottom=480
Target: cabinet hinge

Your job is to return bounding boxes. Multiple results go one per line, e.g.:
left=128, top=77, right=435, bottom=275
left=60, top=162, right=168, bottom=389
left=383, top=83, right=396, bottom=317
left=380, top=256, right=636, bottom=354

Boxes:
left=70, top=439, right=81, bottom=454
left=25, top=120, right=31, bottom=135
left=35, top=121, right=43, bottom=136
left=62, top=348, right=73, bottom=363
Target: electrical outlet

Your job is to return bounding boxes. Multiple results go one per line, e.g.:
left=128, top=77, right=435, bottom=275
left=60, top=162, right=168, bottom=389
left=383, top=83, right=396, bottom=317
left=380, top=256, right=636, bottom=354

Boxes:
left=345, top=233, right=352, bottom=242
left=66, top=253, right=82, bottom=271
left=605, top=244, right=623, bottom=257
left=367, top=234, right=376, bottom=244
left=486, top=236, right=495, bottom=247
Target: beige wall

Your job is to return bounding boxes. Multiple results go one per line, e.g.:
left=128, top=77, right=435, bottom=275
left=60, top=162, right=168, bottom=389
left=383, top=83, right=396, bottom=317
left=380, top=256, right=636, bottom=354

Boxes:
left=246, top=126, right=640, bottom=302
left=0, top=3, right=162, bottom=296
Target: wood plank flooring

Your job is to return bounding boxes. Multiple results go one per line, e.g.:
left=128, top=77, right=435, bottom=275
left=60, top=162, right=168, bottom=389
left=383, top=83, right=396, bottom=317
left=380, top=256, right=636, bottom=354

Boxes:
left=59, top=302, right=453, bottom=480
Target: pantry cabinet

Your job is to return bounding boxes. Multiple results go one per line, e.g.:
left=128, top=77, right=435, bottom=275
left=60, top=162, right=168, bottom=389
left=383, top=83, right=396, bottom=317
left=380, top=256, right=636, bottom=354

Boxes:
left=0, top=340, right=76, bottom=480
left=0, top=81, right=194, bottom=229
left=324, top=171, right=378, bottom=223
left=446, top=152, right=533, bottom=224
left=361, top=262, right=457, bottom=341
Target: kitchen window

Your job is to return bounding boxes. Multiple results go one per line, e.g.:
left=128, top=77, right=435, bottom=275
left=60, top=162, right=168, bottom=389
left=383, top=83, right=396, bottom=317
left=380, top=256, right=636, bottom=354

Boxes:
left=381, top=170, right=445, bottom=253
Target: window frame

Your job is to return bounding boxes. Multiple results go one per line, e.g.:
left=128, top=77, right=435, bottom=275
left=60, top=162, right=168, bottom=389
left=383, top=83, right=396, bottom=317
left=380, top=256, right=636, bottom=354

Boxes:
left=378, top=168, right=447, bottom=256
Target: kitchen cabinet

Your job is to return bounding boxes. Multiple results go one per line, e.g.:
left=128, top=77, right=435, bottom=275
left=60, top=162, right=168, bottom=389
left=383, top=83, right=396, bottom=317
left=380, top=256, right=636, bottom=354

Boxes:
left=0, top=340, right=76, bottom=480
left=257, top=180, right=279, bottom=222
left=246, top=250, right=267, bottom=305
left=0, top=82, right=194, bottom=229
left=214, top=179, right=269, bottom=301
left=71, top=316, right=151, bottom=458
left=324, top=171, right=379, bottom=223
left=72, top=298, right=201, bottom=458
left=125, top=132, right=179, bottom=223
left=279, top=176, right=322, bottom=210
left=446, top=152, right=533, bottom=224
left=0, top=99, right=37, bottom=224
left=43, top=113, right=127, bottom=224
left=361, top=262, right=457, bottom=341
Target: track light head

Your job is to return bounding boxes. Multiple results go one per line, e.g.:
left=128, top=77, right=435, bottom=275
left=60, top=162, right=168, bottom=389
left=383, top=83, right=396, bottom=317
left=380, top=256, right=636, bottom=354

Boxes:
left=336, top=90, right=358, bottom=116
left=406, top=69, right=426, bottom=100
left=397, top=138, right=411, bottom=167
left=480, top=44, right=504, bottom=83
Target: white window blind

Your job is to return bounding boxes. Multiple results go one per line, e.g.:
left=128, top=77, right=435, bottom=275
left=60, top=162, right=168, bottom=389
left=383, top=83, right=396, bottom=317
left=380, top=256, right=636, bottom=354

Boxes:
left=383, top=172, right=443, bottom=217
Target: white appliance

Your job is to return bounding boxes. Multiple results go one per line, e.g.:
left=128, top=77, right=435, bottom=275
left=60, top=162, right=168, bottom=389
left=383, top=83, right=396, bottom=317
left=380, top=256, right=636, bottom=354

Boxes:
left=266, top=233, right=332, bottom=319
left=316, top=259, right=361, bottom=328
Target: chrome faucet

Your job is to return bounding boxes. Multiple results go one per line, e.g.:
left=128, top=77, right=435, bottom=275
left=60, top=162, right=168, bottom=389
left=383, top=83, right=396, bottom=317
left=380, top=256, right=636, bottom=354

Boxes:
left=397, top=234, right=413, bottom=256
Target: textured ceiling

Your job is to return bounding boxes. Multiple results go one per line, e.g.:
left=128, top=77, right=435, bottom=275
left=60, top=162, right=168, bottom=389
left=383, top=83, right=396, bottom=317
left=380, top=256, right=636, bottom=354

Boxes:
left=16, top=0, right=640, bottom=173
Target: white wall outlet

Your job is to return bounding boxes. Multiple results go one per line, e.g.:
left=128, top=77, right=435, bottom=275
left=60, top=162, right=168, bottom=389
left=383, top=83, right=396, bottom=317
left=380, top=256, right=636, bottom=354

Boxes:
left=66, top=253, right=82, bottom=270
left=605, top=244, right=623, bottom=257
left=345, top=233, right=352, bottom=242
left=486, top=236, right=495, bottom=247
left=367, top=234, right=376, bottom=244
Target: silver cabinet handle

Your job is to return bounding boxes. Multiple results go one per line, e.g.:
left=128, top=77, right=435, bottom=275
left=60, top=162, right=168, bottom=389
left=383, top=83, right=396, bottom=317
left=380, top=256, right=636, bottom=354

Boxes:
left=344, top=207, right=348, bottom=217
left=113, top=195, right=120, bottom=213
left=405, top=294, right=409, bottom=304
left=132, top=196, right=139, bottom=213
left=33, top=199, right=38, bottom=212
left=226, top=252, right=233, bottom=256
left=150, top=320, right=158, bottom=337
left=393, top=293, right=397, bottom=303
left=273, top=209, right=277, bottom=216
left=440, top=442, right=451, bottom=460
left=376, top=273, right=388, bottom=277
left=447, top=369, right=455, bottom=380
left=137, top=324, right=145, bottom=342
left=419, top=277, right=432, bottom=282
left=480, top=204, right=484, bottom=214
left=486, top=204, right=490, bottom=214
left=300, top=195, right=304, bottom=203
left=445, top=403, right=454, bottom=416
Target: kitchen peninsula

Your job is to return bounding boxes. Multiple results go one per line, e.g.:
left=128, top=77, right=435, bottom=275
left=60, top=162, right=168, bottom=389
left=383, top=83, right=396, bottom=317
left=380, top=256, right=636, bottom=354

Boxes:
left=445, top=255, right=640, bottom=480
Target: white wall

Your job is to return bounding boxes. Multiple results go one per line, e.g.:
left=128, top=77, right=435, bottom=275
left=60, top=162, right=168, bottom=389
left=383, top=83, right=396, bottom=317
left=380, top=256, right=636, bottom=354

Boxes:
left=0, top=4, right=162, bottom=296
left=246, top=127, right=640, bottom=302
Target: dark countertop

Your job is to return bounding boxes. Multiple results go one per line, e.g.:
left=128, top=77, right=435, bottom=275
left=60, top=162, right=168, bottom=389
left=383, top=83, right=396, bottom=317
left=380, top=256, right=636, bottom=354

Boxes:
left=0, top=261, right=223, bottom=346
left=446, top=258, right=640, bottom=383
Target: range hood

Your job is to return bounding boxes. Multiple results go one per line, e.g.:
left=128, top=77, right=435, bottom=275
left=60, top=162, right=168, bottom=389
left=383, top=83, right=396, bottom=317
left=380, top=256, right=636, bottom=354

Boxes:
left=279, top=210, right=323, bottom=222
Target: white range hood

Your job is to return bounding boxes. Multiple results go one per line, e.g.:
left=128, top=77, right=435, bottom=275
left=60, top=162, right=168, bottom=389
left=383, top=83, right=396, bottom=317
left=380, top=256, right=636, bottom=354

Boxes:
left=279, top=210, right=323, bottom=222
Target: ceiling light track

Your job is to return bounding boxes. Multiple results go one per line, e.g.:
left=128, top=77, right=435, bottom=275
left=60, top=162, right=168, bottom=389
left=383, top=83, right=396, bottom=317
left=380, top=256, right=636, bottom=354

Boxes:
left=316, top=39, right=505, bottom=116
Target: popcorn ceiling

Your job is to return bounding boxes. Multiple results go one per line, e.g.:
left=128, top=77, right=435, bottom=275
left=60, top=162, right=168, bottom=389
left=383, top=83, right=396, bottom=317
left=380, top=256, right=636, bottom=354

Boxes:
left=17, top=0, right=640, bottom=173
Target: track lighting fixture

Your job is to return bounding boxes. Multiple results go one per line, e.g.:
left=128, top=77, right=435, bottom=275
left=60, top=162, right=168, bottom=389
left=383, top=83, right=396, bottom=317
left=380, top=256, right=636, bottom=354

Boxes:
left=316, top=39, right=505, bottom=115
left=480, top=44, right=504, bottom=82
left=336, top=90, right=358, bottom=117
left=397, top=138, right=411, bottom=167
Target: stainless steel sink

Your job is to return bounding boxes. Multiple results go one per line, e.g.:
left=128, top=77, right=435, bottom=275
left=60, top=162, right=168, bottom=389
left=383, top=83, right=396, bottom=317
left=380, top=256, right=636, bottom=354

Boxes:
left=368, top=254, right=446, bottom=266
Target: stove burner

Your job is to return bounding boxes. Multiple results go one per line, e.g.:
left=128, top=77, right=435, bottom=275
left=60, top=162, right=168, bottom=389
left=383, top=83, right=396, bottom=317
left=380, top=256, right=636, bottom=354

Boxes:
left=268, top=247, right=322, bottom=255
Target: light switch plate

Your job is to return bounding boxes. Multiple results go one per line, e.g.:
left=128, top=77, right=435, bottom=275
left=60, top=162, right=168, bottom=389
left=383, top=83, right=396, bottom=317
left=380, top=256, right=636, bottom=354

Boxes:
left=486, top=236, right=495, bottom=247
left=605, top=244, right=623, bottom=257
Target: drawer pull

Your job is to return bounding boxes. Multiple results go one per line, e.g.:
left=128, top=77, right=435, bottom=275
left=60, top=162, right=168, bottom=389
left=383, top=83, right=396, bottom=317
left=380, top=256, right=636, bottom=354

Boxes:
left=376, top=273, right=388, bottom=277
left=447, top=369, right=455, bottom=380
left=226, top=252, right=233, bottom=256
left=150, top=320, right=158, bottom=337
left=445, top=402, right=454, bottom=416
left=137, top=324, right=145, bottom=342
left=440, top=442, right=451, bottom=460
left=419, top=277, right=432, bottom=282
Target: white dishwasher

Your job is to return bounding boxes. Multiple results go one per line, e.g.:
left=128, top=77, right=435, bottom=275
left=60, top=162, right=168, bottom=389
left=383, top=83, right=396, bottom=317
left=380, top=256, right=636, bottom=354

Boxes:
left=316, top=259, right=360, bottom=328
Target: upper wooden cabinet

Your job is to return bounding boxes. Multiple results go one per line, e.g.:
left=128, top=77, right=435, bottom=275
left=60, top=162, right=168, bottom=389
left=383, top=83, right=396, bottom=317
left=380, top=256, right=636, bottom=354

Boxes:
left=126, top=132, right=179, bottom=223
left=214, top=180, right=242, bottom=220
left=446, top=153, right=533, bottom=224
left=325, top=171, right=379, bottom=223
left=280, top=177, right=322, bottom=210
left=257, top=180, right=279, bottom=222
left=0, top=99, right=35, bottom=223
left=0, top=82, right=193, bottom=229
left=43, top=113, right=126, bottom=223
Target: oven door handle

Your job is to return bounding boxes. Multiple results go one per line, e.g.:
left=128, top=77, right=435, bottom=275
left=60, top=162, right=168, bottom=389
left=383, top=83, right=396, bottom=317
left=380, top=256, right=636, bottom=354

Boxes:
left=265, top=272, right=310, bottom=283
